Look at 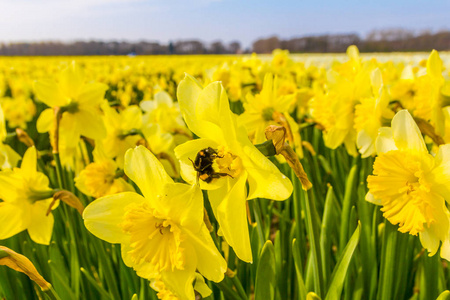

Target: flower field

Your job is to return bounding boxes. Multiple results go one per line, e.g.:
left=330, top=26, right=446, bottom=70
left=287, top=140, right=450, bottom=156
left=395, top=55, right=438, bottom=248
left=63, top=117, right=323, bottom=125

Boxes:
left=1, top=47, right=450, bottom=300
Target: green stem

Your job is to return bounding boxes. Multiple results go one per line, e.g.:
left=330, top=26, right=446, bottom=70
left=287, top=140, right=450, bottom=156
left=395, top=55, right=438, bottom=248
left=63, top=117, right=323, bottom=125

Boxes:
left=43, top=287, right=62, bottom=300
left=230, top=274, right=247, bottom=300
left=215, top=280, right=244, bottom=300
left=53, top=153, right=65, bottom=189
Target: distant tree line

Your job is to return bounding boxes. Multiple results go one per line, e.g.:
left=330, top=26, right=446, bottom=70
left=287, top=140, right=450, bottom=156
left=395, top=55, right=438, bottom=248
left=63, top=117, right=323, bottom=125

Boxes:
left=0, top=29, right=449, bottom=56
left=253, top=29, right=450, bottom=53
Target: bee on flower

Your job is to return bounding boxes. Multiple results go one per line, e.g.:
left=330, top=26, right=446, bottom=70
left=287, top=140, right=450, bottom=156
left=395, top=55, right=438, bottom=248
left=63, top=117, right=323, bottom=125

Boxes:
left=174, top=74, right=293, bottom=262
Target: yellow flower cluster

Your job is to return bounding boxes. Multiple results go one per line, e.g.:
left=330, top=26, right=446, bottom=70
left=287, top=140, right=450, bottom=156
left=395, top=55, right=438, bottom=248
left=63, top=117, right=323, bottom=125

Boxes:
left=1, top=47, right=450, bottom=299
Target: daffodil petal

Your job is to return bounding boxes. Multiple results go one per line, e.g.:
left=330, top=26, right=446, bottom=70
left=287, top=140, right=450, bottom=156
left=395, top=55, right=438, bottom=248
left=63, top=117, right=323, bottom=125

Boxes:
left=20, top=146, right=37, bottom=174
left=83, top=192, right=146, bottom=244
left=36, top=108, right=54, bottom=133
left=160, top=269, right=196, bottom=300
left=193, top=274, right=212, bottom=298
left=28, top=201, right=54, bottom=245
left=75, top=109, right=107, bottom=140
left=121, top=106, right=142, bottom=130
left=426, top=50, right=442, bottom=78
left=177, top=74, right=223, bottom=140
left=184, top=225, right=227, bottom=282
left=34, top=79, right=68, bottom=107
left=365, top=192, right=382, bottom=206
left=197, top=82, right=236, bottom=142
left=124, top=146, right=173, bottom=200
left=391, top=110, right=427, bottom=153
left=211, top=172, right=252, bottom=263
left=158, top=183, right=203, bottom=231
left=0, top=144, right=21, bottom=169
left=77, top=82, right=109, bottom=106
left=0, top=202, right=29, bottom=239
left=375, top=127, right=397, bottom=154
left=243, top=143, right=293, bottom=201
left=59, top=62, right=85, bottom=98
left=0, top=171, right=23, bottom=201
left=430, top=144, right=450, bottom=198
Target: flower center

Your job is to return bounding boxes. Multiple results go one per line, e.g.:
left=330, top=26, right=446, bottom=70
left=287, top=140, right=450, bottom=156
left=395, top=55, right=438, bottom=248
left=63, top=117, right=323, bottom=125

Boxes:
left=121, top=203, right=185, bottom=272
left=215, top=147, right=243, bottom=179
left=367, top=150, right=436, bottom=235
left=262, top=107, right=275, bottom=121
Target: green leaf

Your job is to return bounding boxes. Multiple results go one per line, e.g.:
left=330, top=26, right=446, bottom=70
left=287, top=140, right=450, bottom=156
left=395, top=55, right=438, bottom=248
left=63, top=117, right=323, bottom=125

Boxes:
left=325, top=223, right=361, bottom=300
left=255, top=240, right=276, bottom=300
left=292, top=239, right=307, bottom=300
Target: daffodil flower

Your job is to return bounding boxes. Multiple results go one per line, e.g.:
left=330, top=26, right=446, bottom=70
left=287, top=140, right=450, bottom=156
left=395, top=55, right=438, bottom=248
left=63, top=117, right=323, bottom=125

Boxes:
left=174, top=74, right=293, bottom=262
left=0, top=104, right=20, bottom=169
left=367, top=110, right=450, bottom=259
left=75, top=145, right=134, bottom=198
left=239, top=73, right=298, bottom=147
left=83, top=146, right=226, bottom=299
left=0, top=147, right=57, bottom=245
left=101, top=103, right=142, bottom=167
left=35, top=62, right=108, bottom=148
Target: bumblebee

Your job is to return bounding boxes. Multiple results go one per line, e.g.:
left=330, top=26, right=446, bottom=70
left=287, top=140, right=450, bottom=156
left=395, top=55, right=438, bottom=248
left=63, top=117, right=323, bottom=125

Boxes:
left=189, top=147, right=231, bottom=183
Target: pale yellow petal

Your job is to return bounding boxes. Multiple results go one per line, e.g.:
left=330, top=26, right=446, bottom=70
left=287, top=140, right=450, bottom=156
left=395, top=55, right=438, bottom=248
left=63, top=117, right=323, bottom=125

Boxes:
left=375, top=127, right=397, bottom=154
left=0, top=144, right=21, bottom=169
left=83, top=192, right=146, bottom=244
left=391, top=110, right=427, bottom=153
left=429, top=144, right=450, bottom=198
left=365, top=192, right=382, bottom=206
left=124, top=146, right=173, bottom=200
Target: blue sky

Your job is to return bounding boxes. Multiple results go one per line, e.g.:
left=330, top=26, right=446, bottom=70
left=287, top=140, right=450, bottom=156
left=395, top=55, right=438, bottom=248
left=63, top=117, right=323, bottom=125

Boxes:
left=0, top=0, right=448, bottom=48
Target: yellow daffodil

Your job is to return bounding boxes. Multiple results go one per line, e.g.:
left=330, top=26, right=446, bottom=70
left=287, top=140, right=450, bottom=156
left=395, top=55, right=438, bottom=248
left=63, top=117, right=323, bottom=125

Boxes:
left=101, top=104, right=142, bottom=167
left=35, top=62, right=108, bottom=147
left=354, top=69, right=394, bottom=157
left=0, top=95, right=36, bottom=129
left=0, top=104, right=20, bottom=169
left=0, top=146, right=57, bottom=245
left=83, top=146, right=226, bottom=299
left=75, top=145, right=134, bottom=198
left=174, top=74, right=293, bottom=262
left=140, top=91, right=189, bottom=135
left=367, top=110, right=450, bottom=259
left=239, top=73, right=298, bottom=146
left=310, top=46, right=374, bottom=155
